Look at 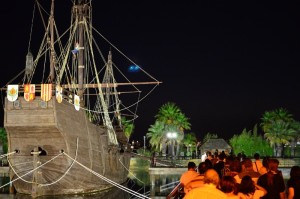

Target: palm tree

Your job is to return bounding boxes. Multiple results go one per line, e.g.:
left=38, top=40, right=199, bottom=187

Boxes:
left=155, top=102, right=191, bottom=132
left=146, top=121, right=165, bottom=153
left=182, top=132, right=197, bottom=156
left=154, top=102, right=191, bottom=156
left=264, top=120, right=296, bottom=156
left=290, top=121, right=300, bottom=156
left=155, top=102, right=181, bottom=124
left=260, top=108, right=297, bottom=157
left=174, top=112, right=191, bottom=132
left=164, top=124, right=181, bottom=157
left=260, top=108, right=294, bottom=133
left=121, top=116, right=135, bottom=141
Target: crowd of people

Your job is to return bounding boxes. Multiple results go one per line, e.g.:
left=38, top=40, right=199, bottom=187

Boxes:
left=178, top=152, right=300, bottom=199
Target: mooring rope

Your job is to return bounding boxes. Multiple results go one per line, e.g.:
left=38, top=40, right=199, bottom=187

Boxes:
left=0, top=151, right=17, bottom=159
left=118, top=157, right=148, bottom=199
left=63, top=152, right=151, bottom=199
left=4, top=138, right=79, bottom=187
left=118, top=157, right=145, bottom=186
left=39, top=138, right=79, bottom=187
left=1, top=140, right=149, bottom=198
left=0, top=152, right=64, bottom=190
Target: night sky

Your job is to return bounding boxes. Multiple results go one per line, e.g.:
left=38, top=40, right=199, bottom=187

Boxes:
left=1, top=1, right=300, bottom=142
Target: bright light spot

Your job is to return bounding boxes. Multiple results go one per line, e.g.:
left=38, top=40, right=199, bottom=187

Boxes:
left=128, top=65, right=140, bottom=72
left=167, top=132, right=177, bottom=139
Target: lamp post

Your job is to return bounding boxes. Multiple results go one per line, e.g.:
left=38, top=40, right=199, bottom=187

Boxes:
left=167, top=132, right=177, bottom=158
left=196, top=142, right=199, bottom=157
left=143, top=136, right=146, bottom=153
left=131, top=140, right=134, bottom=152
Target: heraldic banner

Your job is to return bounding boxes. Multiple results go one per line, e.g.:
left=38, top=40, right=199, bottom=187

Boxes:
left=74, top=94, right=80, bottom=111
left=7, top=85, right=19, bottom=102
left=41, top=84, right=53, bottom=101
left=24, top=84, right=35, bottom=102
left=56, top=85, right=63, bottom=103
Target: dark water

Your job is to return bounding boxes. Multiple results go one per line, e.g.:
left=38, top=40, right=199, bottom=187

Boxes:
left=0, top=155, right=182, bottom=199
left=0, top=187, right=130, bottom=199
left=0, top=173, right=181, bottom=199
left=0, top=168, right=293, bottom=198
left=0, top=167, right=292, bottom=199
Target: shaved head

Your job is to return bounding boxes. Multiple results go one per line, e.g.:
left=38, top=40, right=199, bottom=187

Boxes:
left=204, top=169, right=220, bottom=186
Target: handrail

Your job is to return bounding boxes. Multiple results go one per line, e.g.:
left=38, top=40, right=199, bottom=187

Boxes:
left=166, top=182, right=184, bottom=199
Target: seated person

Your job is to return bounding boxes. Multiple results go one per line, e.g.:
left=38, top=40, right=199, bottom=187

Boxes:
left=184, top=162, right=208, bottom=193
left=180, top=162, right=200, bottom=194
left=183, top=169, right=227, bottom=199
left=234, top=158, right=260, bottom=184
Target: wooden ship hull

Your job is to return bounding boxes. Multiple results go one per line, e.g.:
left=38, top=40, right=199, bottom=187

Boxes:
left=4, top=96, right=130, bottom=197
left=1, top=0, right=161, bottom=197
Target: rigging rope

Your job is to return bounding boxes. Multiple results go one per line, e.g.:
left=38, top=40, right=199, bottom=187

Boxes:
left=118, top=157, right=144, bottom=186
left=63, top=152, right=151, bottom=199
left=5, top=138, right=78, bottom=187
left=40, top=138, right=78, bottom=187
left=27, top=1, right=36, bottom=53
left=0, top=142, right=148, bottom=197
left=0, top=151, right=17, bottom=159
left=92, top=27, right=159, bottom=82
left=1, top=152, right=64, bottom=189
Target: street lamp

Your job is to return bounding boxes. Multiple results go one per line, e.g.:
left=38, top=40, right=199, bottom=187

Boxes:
left=167, top=132, right=177, bottom=139
left=167, top=132, right=177, bottom=158
left=143, top=136, right=146, bottom=153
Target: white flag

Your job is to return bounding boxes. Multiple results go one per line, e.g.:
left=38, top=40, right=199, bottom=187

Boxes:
left=56, top=85, right=63, bottom=103
left=7, top=85, right=19, bottom=102
left=74, top=94, right=80, bottom=111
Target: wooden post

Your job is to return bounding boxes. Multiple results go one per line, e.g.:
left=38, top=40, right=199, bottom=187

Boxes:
left=31, top=146, right=41, bottom=198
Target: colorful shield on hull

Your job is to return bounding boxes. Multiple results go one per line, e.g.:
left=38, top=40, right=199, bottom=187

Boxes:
left=41, top=84, right=52, bottom=101
left=24, top=84, right=35, bottom=102
left=74, top=94, right=80, bottom=111
left=7, top=85, right=19, bottom=102
left=56, top=85, right=63, bottom=103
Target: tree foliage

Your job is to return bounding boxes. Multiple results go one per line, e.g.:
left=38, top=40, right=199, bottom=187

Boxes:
left=264, top=120, right=296, bottom=147
left=121, top=116, right=135, bottom=140
left=229, top=125, right=272, bottom=157
left=182, top=132, right=197, bottom=151
left=0, top=127, right=8, bottom=154
left=260, top=108, right=300, bottom=147
left=147, top=102, right=191, bottom=153
left=146, top=121, right=165, bottom=151
left=155, top=102, right=191, bottom=132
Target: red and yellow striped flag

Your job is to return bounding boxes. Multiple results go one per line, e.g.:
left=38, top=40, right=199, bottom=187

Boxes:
left=41, top=84, right=52, bottom=101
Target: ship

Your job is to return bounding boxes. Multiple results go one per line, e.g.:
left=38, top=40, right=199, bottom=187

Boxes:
left=2, top=0, right=160, bottom=197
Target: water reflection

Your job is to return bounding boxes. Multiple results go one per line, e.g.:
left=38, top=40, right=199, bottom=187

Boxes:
left=0, top=171, right=180, bottom=199
left=0, top=167, right=291, bottom=199
left=14, top=187, right=130, bottom=199
left=0, top=182, right=132, bottom=199
left=0, top=179, right=143, bottom=199
left=0, top=157, right=186, bottom=199
left=149, top=174, right=180, bottom=198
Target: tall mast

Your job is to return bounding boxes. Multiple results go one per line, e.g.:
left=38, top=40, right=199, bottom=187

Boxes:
left=77, top=1, right=86, bottom=101
left=49, top=0, right=55, bottom=82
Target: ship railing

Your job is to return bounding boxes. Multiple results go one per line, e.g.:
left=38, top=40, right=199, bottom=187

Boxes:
left=166, top=182, right=184, bottom=199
